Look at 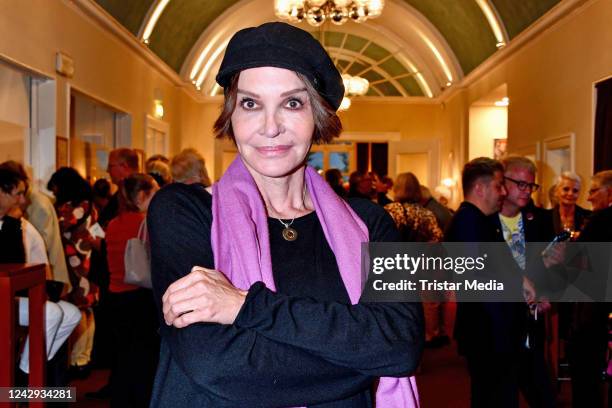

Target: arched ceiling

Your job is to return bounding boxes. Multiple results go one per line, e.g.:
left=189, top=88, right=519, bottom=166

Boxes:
left=94, top=0, right=561, bottom=98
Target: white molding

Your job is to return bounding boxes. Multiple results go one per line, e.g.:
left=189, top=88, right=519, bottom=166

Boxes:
left=0, top=54, right=53, bottom=81
left=543, top=132, right=576, bottom=173
left=338, top=131, right=401, bottom=142
left=350, top=96, right=441, bottom=105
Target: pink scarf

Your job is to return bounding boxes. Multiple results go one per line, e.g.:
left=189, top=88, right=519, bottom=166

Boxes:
left=211, top=157, right=419, bottom=407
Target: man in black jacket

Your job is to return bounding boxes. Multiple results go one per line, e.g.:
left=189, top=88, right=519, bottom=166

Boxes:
left=490, top=156, right=557, bottom=407
left=446, top=157, right=535, bottom=408
left=568, top=169, right=612, bottom=407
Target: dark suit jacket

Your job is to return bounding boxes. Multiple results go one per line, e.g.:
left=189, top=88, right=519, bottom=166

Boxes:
left=489, top=206, right=557, bottom=349
left=552, top=204, right=591, bottom=235
left=445, top=202, right=528, bottom=356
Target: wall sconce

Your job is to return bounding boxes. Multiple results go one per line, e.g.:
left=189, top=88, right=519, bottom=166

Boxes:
left=441, top=177, right=456, bottom=188
left=153, top=100, right=164, bottom=119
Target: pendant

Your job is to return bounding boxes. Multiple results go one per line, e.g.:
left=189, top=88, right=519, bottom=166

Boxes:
left=282, top=227, right=298, bottom=241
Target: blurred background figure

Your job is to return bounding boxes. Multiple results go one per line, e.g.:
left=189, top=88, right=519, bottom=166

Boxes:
left=170, top=148, right=211, bottom=186
left=385, top=173, right=442, bottom=242
left=146, top=158, right=172, bottom=187
left=324, top=168, right=347, bottom=199
left=348, top=170, right=373, bottom=200
left=47, top=167, right=100, bottom=378
left=0, top=161, right=70, bottom=289
left=384, top=172, right=446, bottom=348
left=105, top=173, right=160, bottom=406
left=145, top=154, right=170, bottom=166
left=374, top=174, right=393, bottom=206
left=421, top=185, right=453, bottom=232
left=0, top=166, right=81, bottom=384
left=568, top=170, right=612, bottom=408
left=551, top=171, right=591, bottom=238
left=92, top=178, right=113, bottom=216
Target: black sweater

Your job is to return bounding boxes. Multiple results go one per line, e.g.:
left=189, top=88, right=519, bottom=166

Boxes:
left=147, top=183, right=423, bottom=408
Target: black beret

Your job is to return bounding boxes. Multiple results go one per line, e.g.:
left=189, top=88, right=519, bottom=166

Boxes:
left=216, top=22, right=344, bottom=111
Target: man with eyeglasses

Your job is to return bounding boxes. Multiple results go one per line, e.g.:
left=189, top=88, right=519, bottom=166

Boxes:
left=568, top=169, right=612, bottom=408
left=490, top=156, right=558, bottom=407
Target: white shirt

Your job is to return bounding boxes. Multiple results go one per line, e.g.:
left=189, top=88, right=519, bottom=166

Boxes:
left=0, top=218, right=49, bottom=264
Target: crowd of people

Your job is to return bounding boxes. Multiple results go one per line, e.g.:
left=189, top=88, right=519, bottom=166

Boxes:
left=1, top=21, right=611, bottom=408
left=0, top=146, right=212, bottom=405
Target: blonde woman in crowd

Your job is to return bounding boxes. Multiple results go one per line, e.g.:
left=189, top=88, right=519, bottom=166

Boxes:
left=170, top=148, right=211, bottom=186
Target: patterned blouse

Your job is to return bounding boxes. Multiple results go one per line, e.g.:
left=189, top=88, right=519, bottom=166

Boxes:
left=56, top=200, right=99, bottom=307
left=384, top=202, right=443, bottom=242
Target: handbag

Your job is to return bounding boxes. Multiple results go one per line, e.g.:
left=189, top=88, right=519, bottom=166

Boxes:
left=124, top=218, right=152, bottom=289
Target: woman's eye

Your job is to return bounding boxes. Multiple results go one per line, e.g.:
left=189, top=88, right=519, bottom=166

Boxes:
left=285, top=98, right=303, bottom=109
left=240, top=98, right=258, bottom=110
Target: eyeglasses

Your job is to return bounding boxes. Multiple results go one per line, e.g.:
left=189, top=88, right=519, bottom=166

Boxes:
left=504, top=177, right=540, bottom=192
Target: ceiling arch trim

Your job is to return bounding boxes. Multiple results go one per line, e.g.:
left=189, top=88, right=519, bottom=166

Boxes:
left=138, top=0, right=170, bottom=44
left=315, top=24, right=436, bottom=97
left=375, top=0, right=464, bottom=89
left=474, top=0, right=509, bottom=48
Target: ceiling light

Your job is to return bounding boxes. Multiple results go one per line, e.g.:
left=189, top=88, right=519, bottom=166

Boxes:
left=154, top=100, right=164, bottom=119
left=342, top=74, right=369, bottom=96
left=494, top=97, right=509, bottom=107
left=275, top=0, right=384, bottom=26
left=339, top=96, right=352, bottom=111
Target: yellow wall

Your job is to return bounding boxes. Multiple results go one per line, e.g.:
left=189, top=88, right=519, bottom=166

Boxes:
left=0, top=0, right=213, bottom=168
left=468, top=106, right=508, bottom=160
left=340, top=101, right=440, bottom=138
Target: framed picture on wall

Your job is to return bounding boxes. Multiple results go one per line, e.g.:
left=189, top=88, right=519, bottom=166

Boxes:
left=56, top=136, right=68, bottom=168
left=493, top=138, right=507, bottom=160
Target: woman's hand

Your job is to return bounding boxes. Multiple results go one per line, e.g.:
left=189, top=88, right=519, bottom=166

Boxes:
left=162, top=266, right=248, bottom=328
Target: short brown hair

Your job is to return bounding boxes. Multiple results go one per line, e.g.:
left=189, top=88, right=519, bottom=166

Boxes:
left=592, top=170, right=612, bottom=188
left=394, top=172, right=422, bottom=204
left=119, top=173, right=157, bottom=212
left=171, top=148, right=211, bottom=186
left=502, top=156, right=536, bottom=175
left=112, top=148, right=140, bottom=171
left=462, top=157, right=504, bottom=196
left=213, top=71, right=342, bottom=144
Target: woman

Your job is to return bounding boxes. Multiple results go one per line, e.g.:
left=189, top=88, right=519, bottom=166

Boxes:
left=384, top=172, right=443, bottom=243
left=47, top=167, right=99, bottom=375
left=552, top=171, right=591, bottom=238
left=105, top=173, right=160, bottom=406
left=170, top=147, right=211, bottom=186
left=148, top=22, right=423, bottom=408
left=384, top=173, right=446, bottom=348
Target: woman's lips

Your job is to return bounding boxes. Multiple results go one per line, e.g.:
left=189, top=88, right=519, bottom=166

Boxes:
left=256, top=145, right=291, bottom=155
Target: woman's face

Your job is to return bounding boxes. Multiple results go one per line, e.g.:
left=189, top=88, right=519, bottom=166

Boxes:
left=556, top=177, right=580, bottom=206
left=230, top=67, right=315, bottom=179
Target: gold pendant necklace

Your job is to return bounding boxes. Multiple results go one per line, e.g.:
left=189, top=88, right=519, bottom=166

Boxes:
left=277, top=185, right=306, bottom=242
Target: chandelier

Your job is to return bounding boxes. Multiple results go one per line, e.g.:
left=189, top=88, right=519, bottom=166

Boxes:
left=339, top=74, right=369, bottom=111
left=274, top=0, right=384, bottom=26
